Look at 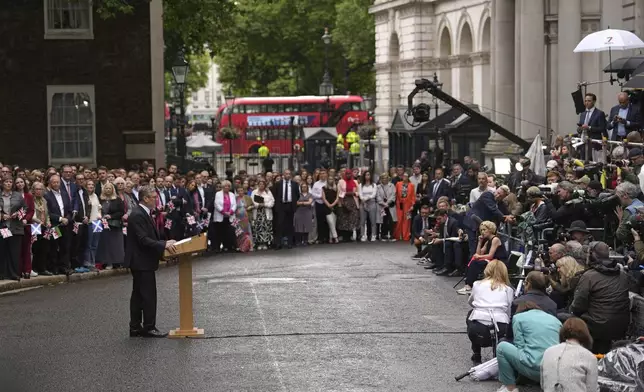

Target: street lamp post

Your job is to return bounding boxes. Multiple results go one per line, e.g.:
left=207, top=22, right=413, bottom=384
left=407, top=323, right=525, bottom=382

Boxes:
left=210, top=115, right=216, bottom=141
left=224, top=89, right=236, bottom=179
left=171, top=51, right=190, bottom=173
left=319, top=27, right=334, bottom=127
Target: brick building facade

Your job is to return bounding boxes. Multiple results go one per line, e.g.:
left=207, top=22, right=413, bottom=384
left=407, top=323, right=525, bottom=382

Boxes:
left=0, top=0, right=165, bottom=169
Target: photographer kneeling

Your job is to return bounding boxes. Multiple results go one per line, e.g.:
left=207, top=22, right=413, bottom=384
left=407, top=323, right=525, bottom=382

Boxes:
left=496, top=302, right=562, bottom=392
left=457, top=221, right=508, bottom=295
left=466, top=260, right=514, bottom=365
left=569, top=241, right=632, bottom=354
left=549, top=256, right=585, bottom=311
left=512, top=271, right=557, bottom=317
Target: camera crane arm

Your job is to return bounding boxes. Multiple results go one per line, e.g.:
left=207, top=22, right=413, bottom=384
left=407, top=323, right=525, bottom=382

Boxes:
left=407, top=79, right=531, bottom=151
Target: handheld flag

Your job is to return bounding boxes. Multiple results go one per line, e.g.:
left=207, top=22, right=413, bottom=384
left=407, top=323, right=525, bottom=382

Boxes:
left=31, top=223, right=42, bottom=236
left=122, top=227, right=127, bottom=235
left=92, top=220, right=104, bottom=233
left=73, top=222, right=80, bottom=234
left=17, top=208, right=26, bottom=220
left=101, top=218, right=110, bottom=230
left=43, top=229, right=51, bottom=240
left=0, top=228, right=12, bottom=239
left=165, top=220, right=172, bottom=229
left=51, top=226, right=62, bottom=240
left=187, top=215, right=196, bottom=226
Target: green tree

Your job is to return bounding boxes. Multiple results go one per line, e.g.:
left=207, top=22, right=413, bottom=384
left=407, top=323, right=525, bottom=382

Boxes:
left=213, top=0, right=375, bottom=96
left=164, top=53, right=212, bottom=102
left=96, top=0, right=236, bottom=71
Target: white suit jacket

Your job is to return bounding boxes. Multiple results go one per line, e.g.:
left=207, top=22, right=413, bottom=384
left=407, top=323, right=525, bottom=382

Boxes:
left=213, top=191, right=237, bottom=222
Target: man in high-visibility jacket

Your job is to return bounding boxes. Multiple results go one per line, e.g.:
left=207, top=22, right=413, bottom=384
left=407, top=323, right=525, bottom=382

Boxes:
left=258, top=144, right=269, bottom=158
left=350, top=141, right=360, bottom=155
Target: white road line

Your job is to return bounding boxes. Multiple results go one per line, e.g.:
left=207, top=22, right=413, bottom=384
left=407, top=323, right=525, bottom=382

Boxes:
left=0, top=286, right=43, bottom=296
left=250, top=282, right=287, bottom=391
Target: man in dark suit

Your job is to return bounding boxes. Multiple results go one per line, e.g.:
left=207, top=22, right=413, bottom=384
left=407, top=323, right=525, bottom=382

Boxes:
left=429, top=209, right=464, bottom=276
left=427, top=167, right=452, bottom=207
left=73, top=173, right=90, bottom=271
left=608, top=92, right=640, bottom=141
left=44, top=175, right=73, bottom=275
left=578, top=93, right=608, bottom=161
left=272, top=169, right=300, bottom=249
left=411, top=205, right=432, bottom=258
left=168, top=175, right=187, bottom=240
left=124, top=186, right=177, bottom=338
left=463, top=186, right=513, bottom=258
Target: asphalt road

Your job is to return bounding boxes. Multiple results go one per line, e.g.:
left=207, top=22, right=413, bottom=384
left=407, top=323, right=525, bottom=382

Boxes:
left=0, top=242, right=537, bottom=392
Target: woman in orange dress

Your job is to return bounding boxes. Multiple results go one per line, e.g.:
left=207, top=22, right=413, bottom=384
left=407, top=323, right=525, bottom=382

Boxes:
left=394, top=172, right=415, bottom=241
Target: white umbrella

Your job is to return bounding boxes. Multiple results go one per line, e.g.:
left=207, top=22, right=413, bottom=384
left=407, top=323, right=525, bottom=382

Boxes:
left=525, top=135, right=546, bottom=177
left=574, top=29, right=644, bottom=53
left=186, top=133, right=223, bottom=153
left=455, top=358, right=499, bottom=382
left=574, top=29, right=644, bottom=82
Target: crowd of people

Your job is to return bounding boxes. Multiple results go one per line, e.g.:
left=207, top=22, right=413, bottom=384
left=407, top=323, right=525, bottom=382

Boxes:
left=2, top=96, right=644, bottom=389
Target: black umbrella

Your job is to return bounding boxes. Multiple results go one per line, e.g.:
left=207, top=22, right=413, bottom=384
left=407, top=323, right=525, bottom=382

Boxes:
left=623, top=74, right=644, bottom=89
left=604, top=56, right=644, bottom=79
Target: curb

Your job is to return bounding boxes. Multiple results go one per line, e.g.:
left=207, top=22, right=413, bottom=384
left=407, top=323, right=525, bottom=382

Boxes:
left=0, top=260, right=176, bottom=294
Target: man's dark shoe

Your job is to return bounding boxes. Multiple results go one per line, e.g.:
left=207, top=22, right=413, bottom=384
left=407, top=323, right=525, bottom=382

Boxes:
left=424, top=263, right=437, bottom=270
left=471, top=353, right=482, bottom=365
left=41, top=271, right=53, bottom=276
left=129, top=328, right=143, bottom=337
left=434, top=268, right=450, bottom=276
left=448, top=269, right=461, bottom=277
left=141, top=328, right=168, bottom=338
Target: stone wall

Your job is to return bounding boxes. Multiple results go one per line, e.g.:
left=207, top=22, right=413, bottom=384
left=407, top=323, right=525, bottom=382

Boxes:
left=0, top=0, right=152, bottom=169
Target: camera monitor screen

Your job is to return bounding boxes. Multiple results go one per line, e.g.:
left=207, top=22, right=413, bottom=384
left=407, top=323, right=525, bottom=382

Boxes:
left=494, top=158, right=512, bottom=175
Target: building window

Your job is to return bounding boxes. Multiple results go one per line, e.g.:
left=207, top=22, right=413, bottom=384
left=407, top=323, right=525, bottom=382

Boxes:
left=44, top=0, right=93, bottom=39
left=192, top=92, right=199, bottom=102
left=47, top=85, right=96, bottom=164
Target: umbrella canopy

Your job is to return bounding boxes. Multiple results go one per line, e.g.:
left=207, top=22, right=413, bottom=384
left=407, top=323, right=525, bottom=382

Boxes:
left=186, top=133, right=223, bottom=153
left=603, top=56, right=644, bottom=74
left=623, top=74, right=644, bottom=89
left=574, top=29, right=644, bottom=52
left=525, top=135, right=547, bottom=176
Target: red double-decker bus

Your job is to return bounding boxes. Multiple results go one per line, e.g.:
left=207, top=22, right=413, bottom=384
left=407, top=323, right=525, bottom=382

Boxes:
left=214, top=95, right=369, bottom=155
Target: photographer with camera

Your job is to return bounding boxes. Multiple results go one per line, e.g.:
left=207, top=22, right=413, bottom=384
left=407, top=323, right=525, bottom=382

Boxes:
left=551, top=181, right=586, bottom=226
left=620, top=147, right=644, bottom=184
left=569, top=241, right=633, bottom=354
left=549, top=256, right=586, bottom=311
left=566, top=220, right=593, bottom=246
left=615, top=181, right=644, bottom=245
left=512, top=271, right=558, bottom=317
left=463, top=186, right=513, bottom=258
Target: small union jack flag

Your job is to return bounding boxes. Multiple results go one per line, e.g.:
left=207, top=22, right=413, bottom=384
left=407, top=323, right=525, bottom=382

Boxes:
left=102, top=218, right=110, bottom=230
left=72, top=222, right=80, bottom=234
left=43, top=229, right=51, bottom=240
left=0, top=228, right=12, bottom=239
left=167, top=201, right=175, bottom=211
left=122, top=227, right=127, bottom=235
left=187, top=215, right=196, bottom=226
left=165, top=219, right=172, bottom=229
left=17, top=208, right=26, bottom=220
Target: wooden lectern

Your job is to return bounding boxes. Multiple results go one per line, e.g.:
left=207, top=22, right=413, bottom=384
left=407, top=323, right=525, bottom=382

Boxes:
left=165, top=233, right=208, bottom=338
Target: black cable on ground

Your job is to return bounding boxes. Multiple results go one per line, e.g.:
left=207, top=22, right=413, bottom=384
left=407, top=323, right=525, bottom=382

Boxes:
left=186, top=330, right=468, bottom=340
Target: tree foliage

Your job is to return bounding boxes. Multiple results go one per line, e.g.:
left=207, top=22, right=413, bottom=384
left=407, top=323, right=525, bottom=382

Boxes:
left=213, top=0, right=375, bottom=97
left=164, top=53, right=212, bottom=102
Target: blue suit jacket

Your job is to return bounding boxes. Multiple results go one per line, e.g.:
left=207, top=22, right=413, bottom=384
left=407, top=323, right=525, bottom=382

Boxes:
left=427, top=178, right=452, bottom=205
left=607, top=104, right=640, bottom=140
left=44, top=190, right=73, bottom=224
left=463, top=191, right=508, bottom=231
left=578, top=108, right=607, bottom=142
left=60, top=179, right=79, bottom=213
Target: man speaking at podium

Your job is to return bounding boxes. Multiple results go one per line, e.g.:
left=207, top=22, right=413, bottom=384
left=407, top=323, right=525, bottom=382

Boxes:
left=125, top=186, right=177, bottom=338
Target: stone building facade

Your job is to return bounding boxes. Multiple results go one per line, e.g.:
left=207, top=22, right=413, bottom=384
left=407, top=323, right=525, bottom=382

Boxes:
left=0, top=0, right=165, bottom=169
left=370, top=0, right=644, bottom=162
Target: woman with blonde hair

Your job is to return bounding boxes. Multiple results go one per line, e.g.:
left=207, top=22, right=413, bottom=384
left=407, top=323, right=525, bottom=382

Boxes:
left=550, top=256, right=586, bottom=310
left=458, top=220, right=508, bottom=295
left=466, top=260, right=514, bottom=364
left=96, top=182, right=125, bottom=270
